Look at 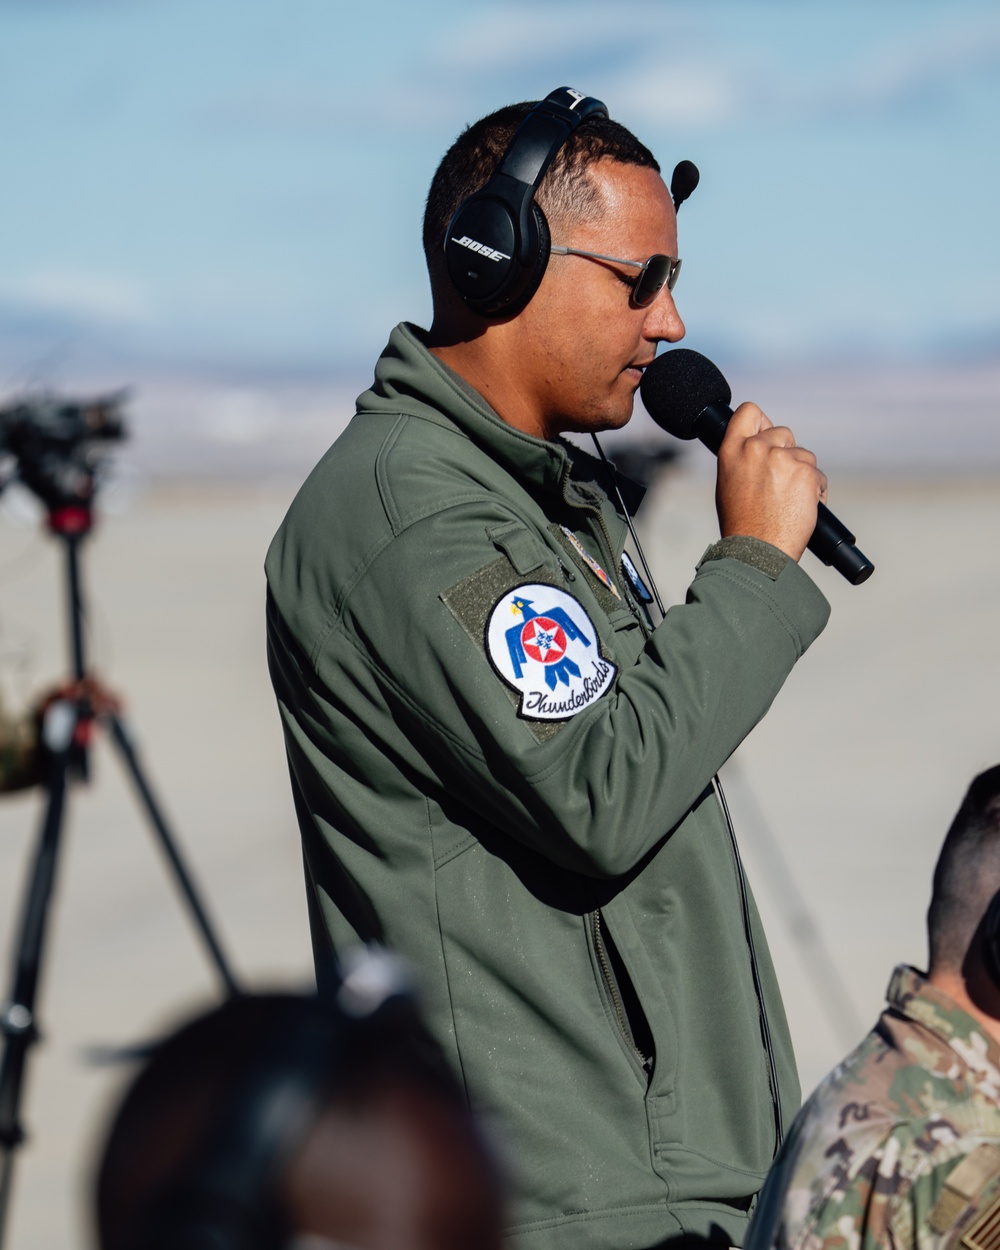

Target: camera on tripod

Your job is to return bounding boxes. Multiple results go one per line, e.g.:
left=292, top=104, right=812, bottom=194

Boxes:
left=0, top=384, right=239, bottom=1249
left=0, top=392, right=127, bottom=512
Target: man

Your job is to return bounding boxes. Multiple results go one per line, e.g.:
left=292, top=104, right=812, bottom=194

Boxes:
left=745, top=765, right=1000, bottom=1250
left=266, top=89, right=831, bottom=1249
left=93, top=962, right=503, bottom=1250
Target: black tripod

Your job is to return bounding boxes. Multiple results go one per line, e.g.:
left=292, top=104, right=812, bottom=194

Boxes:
left=0, top=501, right=242, bottom=1247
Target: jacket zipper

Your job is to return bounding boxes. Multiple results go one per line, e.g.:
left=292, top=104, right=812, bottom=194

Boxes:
left=592, top=909, right=650, bottom=1075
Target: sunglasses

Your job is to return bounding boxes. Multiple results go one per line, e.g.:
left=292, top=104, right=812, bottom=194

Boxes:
left=550, top=245, right=682, bottom=307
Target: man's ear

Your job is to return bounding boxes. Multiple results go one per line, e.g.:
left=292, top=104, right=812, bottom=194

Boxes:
left=982, top=890, right=1000, bottom=991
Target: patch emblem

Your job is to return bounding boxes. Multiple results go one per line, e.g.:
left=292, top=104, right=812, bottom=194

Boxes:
left=558, top=525, right=620, bottom=599
left=621, top=551, right=653, bottom=603
left=486, top=584, right=617, bottom=721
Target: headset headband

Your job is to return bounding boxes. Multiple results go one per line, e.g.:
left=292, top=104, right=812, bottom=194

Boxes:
left=495, top=88, right=608, bottom=260
left=444, top=87, right=608, bottom=317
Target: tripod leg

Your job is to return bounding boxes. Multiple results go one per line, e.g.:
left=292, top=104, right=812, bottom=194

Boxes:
left=0, top=718, right=74, bottom=1249
left=105, top=712, right=242, bottom=998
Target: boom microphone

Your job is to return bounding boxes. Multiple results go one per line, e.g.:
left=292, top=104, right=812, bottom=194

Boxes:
left=639, top=349, right=874, bottom=585
left=670, top=160, right=700, bottom=212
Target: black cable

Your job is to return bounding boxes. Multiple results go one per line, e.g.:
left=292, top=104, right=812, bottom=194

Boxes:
left=590, top=435, right=666, bottom=618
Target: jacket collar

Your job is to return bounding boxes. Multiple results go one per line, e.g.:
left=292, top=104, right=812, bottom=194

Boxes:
left=358, top=323, right=571, bottom=498
left=887, top=964, right=1000, bottom=1090
left=358, top=323, right=645, bottom=515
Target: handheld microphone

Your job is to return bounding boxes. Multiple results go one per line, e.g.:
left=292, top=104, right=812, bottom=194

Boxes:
left=639, top=349, right=874, bottom=585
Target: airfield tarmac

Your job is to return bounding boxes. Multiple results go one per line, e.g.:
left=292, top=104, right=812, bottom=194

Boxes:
left=0, top=465, right=997, bottom=1248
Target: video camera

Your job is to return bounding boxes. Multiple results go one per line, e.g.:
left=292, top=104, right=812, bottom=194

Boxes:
left=0, top=392, right=127, bottom=512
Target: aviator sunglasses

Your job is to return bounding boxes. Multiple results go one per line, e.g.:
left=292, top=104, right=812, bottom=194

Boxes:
left=549, top=245, right=682, bottom=307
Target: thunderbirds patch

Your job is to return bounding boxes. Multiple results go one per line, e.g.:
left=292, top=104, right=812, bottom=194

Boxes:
left=486, top=584, right=616, bottom=721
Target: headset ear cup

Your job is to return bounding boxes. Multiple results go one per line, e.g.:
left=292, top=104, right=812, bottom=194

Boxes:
left=444, top=194, right=519, bottom=310
left=445, top=198, right=550, bottom=318
left=984, top=891, right=1000, bottom=990
left=505, top=202, right=550, bottom=317
left=443, top=88, right=608, bottom=317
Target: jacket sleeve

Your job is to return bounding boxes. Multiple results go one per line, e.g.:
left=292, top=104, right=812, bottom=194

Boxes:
left=300, top=497, right=830, bottom=879
left=0, top=701, right=43, bottom=794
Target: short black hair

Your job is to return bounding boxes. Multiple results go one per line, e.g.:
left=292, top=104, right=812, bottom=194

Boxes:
left=94, top=993, right=466, bottom=1250
left=422, top=100, right=660, bottom=284
left=928, top=765, right=1000, bottom=974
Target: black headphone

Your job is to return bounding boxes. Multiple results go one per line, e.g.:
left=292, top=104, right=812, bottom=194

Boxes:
left=984, top=890, right=1000, bottom=989
left=444, top=87, right=701, bottom=320
left=444, top=86, right=609, bottom=318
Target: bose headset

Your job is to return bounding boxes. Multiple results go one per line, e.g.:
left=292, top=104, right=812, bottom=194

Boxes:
left=444, top=85, right=699, bottom=318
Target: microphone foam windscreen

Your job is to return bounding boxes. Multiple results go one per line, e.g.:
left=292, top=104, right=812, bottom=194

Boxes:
left=639, top=349, right=732, bottom=439
left=670, top=160, right=700, bottom=209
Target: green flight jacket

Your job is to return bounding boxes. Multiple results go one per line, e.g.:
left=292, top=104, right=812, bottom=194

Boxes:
left=265, top=323, right=831, bottom=1250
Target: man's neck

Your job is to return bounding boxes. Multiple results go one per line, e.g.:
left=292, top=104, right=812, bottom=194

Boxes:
left=928, top=967, right=1000, bottom=1047
left=428, top=338, right=550, bottom=441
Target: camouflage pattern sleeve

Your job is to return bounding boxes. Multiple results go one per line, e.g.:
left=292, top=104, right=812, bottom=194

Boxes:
left=0, top=698, right=43, bottom=792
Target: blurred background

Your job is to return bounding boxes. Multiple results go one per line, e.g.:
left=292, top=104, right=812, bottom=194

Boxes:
left=0, top=1, right=997, bottom=1245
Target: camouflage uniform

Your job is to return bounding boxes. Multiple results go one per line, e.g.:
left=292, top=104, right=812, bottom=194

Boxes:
left=745, top=965, right=1000, bottom=1250
left=0, top=698, right=42, bottom=792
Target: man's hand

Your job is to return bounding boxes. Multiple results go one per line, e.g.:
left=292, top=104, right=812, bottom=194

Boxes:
left=715, top=402, right=828, bottom=562
left=36, top=675, right=121, bottom=723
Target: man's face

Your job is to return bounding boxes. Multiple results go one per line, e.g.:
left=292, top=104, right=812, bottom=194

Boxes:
left=505, top=158, right=685, bottom=441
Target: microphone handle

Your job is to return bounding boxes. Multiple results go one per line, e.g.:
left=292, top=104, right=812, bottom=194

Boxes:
left=693, top=403, right=874, bottom=586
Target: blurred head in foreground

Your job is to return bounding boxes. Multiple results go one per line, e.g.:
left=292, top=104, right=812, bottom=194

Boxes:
left=94, top=961, right=503, bottom=1250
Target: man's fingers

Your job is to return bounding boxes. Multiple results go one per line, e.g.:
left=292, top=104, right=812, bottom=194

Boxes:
left=726, top=401, right=773, bottom=436
left=724, top=407, right=809, bottom=453
left=786, top=443, right=817, bottom=466
left=768, top=425, right=797, bottom=450
left=715, top=401, right=829, bottom=561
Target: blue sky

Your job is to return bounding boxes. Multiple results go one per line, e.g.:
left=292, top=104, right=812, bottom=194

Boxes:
left=0, top=0, right=998, bottom=383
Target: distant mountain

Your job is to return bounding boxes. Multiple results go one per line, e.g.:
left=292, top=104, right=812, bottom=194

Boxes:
left=1, top=347, right=997, bottom=481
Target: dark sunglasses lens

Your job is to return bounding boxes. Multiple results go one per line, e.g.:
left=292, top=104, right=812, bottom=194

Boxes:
left=634, top=256, right=674, bottom=306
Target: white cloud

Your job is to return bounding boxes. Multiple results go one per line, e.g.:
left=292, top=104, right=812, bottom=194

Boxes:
left=193, top=4, right=1000, bottom=144
left=606, top=65, right=746, bottom=129
left=420, top=1, right=1000, bottom=134
left=3, top=269, right=153, bottom=326
left=835, top=21, right=1000, bottom=112
left=617, top=11, right=1000, bottom=132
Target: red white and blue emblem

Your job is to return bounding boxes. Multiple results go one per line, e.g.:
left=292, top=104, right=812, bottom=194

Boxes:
left=486, top=584, right=617, bottom=720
